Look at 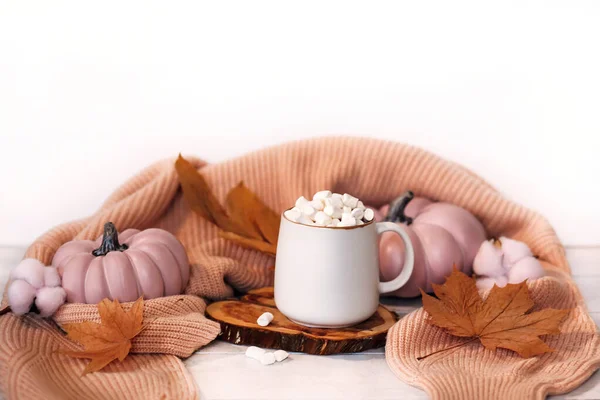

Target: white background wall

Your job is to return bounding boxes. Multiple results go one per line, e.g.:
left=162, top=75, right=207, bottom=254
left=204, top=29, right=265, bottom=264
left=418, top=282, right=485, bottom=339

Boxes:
left=1, top=1, right=599, bottom=246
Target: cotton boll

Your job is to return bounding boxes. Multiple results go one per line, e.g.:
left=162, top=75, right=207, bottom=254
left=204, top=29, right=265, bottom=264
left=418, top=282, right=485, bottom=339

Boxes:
left=507, top=257, right=545, bottom=284
left=477, top=275, right=508, bottom=291
left=35, top=287, right=67, bottom=317
left=476, top=277, right=497, bottom=291
left=473, top=241, right=504, bottom=277
left=43, top=267, right=62, bottom=288
left=7, top=279, right=37, bottom=315
left=10, top=258, right=46, bottom=289
left=499, top=237, right=533, bottom=267
left=494, top=275, right=508, bottom=287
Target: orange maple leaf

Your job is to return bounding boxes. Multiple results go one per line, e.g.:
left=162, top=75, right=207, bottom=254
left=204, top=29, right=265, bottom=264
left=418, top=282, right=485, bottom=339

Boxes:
left=61, top=297, right=144, bottom=374
left=419, top=269, right=569, bottom=359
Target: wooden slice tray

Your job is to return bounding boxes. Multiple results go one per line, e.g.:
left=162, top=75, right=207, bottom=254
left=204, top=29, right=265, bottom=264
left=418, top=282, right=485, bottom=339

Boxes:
left=205, top=287, right=397, bottom=355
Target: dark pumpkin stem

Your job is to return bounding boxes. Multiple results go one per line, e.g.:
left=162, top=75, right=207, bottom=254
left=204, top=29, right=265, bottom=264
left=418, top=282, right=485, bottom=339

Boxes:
left=384, top=191, right=415, bottom=225
left=92, top=222, right=128, bottom=256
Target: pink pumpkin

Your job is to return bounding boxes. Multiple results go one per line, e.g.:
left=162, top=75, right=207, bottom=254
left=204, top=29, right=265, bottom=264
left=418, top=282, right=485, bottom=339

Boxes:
left=52, top=222, right=190, bottom=304
left=376, top=191, right=486, bottom=297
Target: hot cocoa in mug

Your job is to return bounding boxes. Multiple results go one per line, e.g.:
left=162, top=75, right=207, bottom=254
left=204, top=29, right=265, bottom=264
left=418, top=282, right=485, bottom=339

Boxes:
left=274, top=196, right=414, bottom=328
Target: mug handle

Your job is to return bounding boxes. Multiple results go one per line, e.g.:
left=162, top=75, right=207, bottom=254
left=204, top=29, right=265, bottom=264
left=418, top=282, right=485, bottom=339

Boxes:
left=375, top=222, right=415, bottom=294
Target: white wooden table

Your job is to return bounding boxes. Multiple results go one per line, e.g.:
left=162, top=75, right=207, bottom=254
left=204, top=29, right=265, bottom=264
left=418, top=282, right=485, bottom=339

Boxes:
left=1, top=246, right=598, bottom=399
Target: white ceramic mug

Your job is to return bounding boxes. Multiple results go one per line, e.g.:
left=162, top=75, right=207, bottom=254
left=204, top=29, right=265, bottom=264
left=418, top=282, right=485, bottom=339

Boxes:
left=274, top=213, right=414, bottom=328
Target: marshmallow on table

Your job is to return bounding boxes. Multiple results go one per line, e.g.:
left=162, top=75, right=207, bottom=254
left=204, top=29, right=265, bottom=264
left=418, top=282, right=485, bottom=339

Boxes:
left=257, top=312, right=274, bottom=327
left=274, top=350, right=289, bottom=362
left=246, top=346, right=284, bottom=366
left=261, top=352, right=276, bottom=365
left=246, top=346, right=266, bottom=361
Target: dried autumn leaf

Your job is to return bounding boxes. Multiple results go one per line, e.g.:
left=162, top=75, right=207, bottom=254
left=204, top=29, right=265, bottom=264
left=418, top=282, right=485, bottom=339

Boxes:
left=225, top=182, right=264, bottom=240
left=175, top=155, right=233, bottom=229
left=420, top=269, right=569, bottom=359
left=175, top=154, right=280, bottom=254
left=226, top=182, right=280, bottom=245
left=219, top=231, right=277, bottom=255
left=61, top=297, right=144, bottom=374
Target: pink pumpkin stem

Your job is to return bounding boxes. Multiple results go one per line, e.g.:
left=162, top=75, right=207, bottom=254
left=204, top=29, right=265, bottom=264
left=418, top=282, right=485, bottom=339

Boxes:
left=385, top=191, right=415, bottom=225
left=92, top=222, right=129, bottom=256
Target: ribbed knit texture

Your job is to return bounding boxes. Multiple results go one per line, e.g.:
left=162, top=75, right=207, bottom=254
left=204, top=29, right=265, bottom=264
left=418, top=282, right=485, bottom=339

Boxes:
left=0, top=137, right=598, bottom=399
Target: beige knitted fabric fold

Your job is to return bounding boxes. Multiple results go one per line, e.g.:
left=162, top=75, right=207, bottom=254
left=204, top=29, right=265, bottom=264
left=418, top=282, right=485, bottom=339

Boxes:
left=1, top=137, right=598, bottom=400
left=387, top=274, right=600, bottom=399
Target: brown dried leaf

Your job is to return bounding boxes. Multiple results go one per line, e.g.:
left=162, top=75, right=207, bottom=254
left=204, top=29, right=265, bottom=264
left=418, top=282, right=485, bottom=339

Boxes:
left=420, top=269, right=569, bottom=359
left=219, top=231, right=277, bottom=256
left=226, top=182, right=280, bottom=245
left=61, top=297, right=144, bottom=374
left=175, top=155, right=280, bottom=254
left=254, top=205, right=281, bottom=246
left=175, top=154, right=231, bottom=228
left=225, top=182, right=264, bottom=240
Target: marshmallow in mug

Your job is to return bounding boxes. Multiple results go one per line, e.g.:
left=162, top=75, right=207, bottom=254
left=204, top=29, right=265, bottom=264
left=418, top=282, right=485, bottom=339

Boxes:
left=284, top=191, right=375, bottom=227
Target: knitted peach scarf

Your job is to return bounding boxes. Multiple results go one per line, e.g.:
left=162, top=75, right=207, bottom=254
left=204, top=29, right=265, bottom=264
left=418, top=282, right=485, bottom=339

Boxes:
left=1, top=137, right=598, bottom=399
